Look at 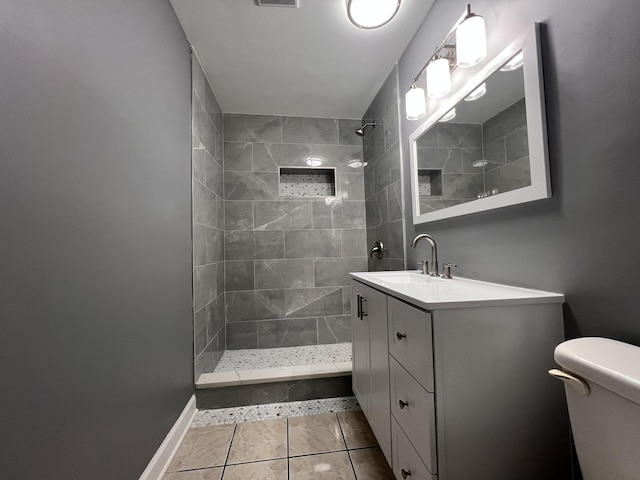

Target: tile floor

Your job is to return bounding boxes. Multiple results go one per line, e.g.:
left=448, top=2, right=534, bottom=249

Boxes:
left=166, top=410, right=395, bottom=479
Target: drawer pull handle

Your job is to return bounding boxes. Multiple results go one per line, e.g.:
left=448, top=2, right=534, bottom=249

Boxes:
left=396, top=332, right=407, bottom=340
left=401, top=468, right=412, bottom=478
left=399, top=399, right=409, bottom=409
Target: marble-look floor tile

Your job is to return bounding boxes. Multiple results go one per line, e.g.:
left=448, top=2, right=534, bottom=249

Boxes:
left=222, top=459, right=287, bottom=479
left=164, top=467, right=223, bottom=480
left=349, top=447, right=394, bottom=479
left=337, top=410, right=378, bottom=449
left=166, top=425, right=235, bottom=472
left=288, top=413, right=345, bottom=456
left=227, top=418, right=287, bottom=464
left=289, top=451, right=355, bottom=480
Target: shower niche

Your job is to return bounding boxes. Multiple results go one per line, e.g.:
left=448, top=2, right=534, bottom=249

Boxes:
left=278, top=167, right=336, bottom=197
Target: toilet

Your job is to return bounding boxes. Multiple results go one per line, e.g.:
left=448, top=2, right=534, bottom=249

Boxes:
left=550, top=337, right=640, bottom=480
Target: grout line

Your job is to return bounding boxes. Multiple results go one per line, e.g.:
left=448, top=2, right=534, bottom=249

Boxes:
left=337, top=413, right=359, bottom=479
left=220, top=423, right=238, bottom=478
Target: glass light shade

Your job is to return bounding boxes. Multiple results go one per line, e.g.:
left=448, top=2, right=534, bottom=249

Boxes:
left=500, top=51, right=524, bottom=71
left=405, top=85, right=426, bottom=120
left=305, top=156, right=323, bottom=167
left=426, top=57, right=451, bottom=99
left=440, top=108, right=456, bottom=122
left=456, top=14, right=487, bottom=68
left=464, top=82, right=486, bottom=101
left=347, top=0, right=401, bottom=29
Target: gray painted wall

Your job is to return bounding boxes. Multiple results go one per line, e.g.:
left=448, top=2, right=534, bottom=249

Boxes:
left=222, top=114, right=366, bottom=351
left=401, top=0, right=640, bottom=344
left=0, top=1, right=193, bottom=478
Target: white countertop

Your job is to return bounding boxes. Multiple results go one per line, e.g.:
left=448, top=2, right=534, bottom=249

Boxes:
left=350, top=271, right=564, bottom=310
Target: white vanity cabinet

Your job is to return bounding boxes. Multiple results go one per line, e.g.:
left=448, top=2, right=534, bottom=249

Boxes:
left=350, top=273, right=572, bottom=480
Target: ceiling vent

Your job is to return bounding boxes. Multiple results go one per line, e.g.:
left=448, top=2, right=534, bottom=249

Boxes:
left=255, top=0, right=299, bottom=7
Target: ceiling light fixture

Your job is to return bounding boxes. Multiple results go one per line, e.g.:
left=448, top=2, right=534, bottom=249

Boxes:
left=305, top=156, right=324, bottom=167
left=347, top=0, right=401, bottom=30
left=405, top=4, right=487, bottom=120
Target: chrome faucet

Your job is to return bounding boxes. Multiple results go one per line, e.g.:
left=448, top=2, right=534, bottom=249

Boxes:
left=411, top=234, right=438, bottom=276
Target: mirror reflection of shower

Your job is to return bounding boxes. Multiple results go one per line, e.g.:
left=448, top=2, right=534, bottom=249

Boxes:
left=472, top=160, right=500, bottom=198
left=355, top=122, right=377, bottom=136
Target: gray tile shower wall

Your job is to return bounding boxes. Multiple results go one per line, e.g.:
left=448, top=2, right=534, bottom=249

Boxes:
left=362, top=66, right=406, bottom=271
left=193, top=54, right=225, bottom=378
left=223, top=114, right=367, bottom=350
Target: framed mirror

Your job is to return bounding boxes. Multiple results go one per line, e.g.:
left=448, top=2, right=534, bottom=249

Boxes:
left=409, top=24, right=550, bottom=224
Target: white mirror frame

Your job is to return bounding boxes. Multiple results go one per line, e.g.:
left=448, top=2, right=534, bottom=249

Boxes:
left=409, top=23, right=550, bottom=225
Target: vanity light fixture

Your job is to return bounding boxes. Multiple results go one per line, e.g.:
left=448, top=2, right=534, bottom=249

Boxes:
left=440, top=108, right=456, bottom=122
left=404, top=4, right=487, bottom=120
left=405, top=81, right=427, bottom=120
left=347, top=159, right=368, bottom=168
left=464, top=82, right=486, bottom=101
left=305, top=156, right=324, bottom=167
left=347, top=0, right=401, bottom=30
left=456, top=4, right=487, bottom=68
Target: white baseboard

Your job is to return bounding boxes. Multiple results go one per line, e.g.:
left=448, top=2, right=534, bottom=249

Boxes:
left=139, top=395, right=196, bottom=480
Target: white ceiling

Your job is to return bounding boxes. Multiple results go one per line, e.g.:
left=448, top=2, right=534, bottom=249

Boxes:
left=169, top=0, right=434, bottom=119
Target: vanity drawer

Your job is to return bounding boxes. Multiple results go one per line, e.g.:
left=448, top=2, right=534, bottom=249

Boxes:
left=388, top=297, right=434, bottom=392
left=390, top=356, right=437, bottom=474
left=392, top=417, right=437, bottom=480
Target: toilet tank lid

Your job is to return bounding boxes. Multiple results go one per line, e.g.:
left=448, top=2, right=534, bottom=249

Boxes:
left=555, top=337, right=640, bottom=405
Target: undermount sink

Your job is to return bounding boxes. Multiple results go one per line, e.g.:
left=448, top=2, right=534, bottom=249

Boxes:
left=364, top=271, right=443, bottom=284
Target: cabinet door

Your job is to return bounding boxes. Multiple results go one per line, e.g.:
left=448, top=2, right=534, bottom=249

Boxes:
left=360, top=283, right=391, bottom=465
left=351, top=281, right=370, bottom=416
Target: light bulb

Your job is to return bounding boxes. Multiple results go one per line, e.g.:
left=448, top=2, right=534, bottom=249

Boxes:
left=456, top=13, right=486, bottom=68
left=426, top=57, right=451, bottom=99
left=405, top=84, right=426, bottom=121
left=347, top=0, right=401, bottom=29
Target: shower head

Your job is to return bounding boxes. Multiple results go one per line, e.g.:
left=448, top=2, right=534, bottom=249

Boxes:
left=355, top=122, right=377, bottom=137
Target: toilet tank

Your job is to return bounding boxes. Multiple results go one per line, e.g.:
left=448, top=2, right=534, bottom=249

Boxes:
left=554, top=337, right=640, bottom=480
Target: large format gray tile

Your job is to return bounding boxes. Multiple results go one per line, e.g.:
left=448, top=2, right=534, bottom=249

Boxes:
left=225, top=201, right=254, bottom=231
left=339, top=119, right=364, bottom=146
left=206, top=295, right=225, bottom=341
left=193, top=148, right=206, bottom=185
left=289, top=451, right=355, bottom=480
left=227, top=418, right=287, bottom=464
left=193, top=223, right=207, bottom=267
left=285, top=287, right=343, bottom=318
left=336, top=172, right=365, bottom=200
left=288, top=414, right=346, bottom=456
left=194, top=264, right=217, bottom=311
left=314, top=257, right=367, bottom=287
left=288, top=376, right=353, bottom=402
left=437, top=123, right=482, bottom=148
left=196, top=381, right=289, bottom=408
left=317, top=316, right=351, bottom=344
left=222, top=459, right=287, bottom=480
left=373, top=144, right=401, bottom=194
left=506, top=126, right=529, bottom=162
left=254, top=201, right=312, bottom=230
left=223, top=142, right=253, bottom=172
left=226, top=290, right=285, bottom=321
left=193, top=180, right=217, bottom=227
left=253, top=143, right=311, bottom=171
left=416, top=147, right=463, bottom=173
left=225, top=321, right=258, bottom=350
left=283, top=117, right=339, bottom=144
left=166, top=425, right=235, bottom=472
left=387, top=181, right=403, bottom=222
left=225, top=260, right=254, bottom=292
left=331, top=201, right=365, bottom=229
left=371, top=67, right=398, bottom=123
left=483, top=98, right=527, bottom=146
left=224, top=171, right=279, bottom=200
left=258, top=318, right=318, bottom=348
left=223, top=114, right=282, bottom=143
left=285, top=230, right=341, bottom=258
left=195, top=307, right=207, bottom=356
left=206, top=151, right=223, bottom=194
left=254, top=259, right=314, bottom=289
left=312, top=200, right=333, bottom=229
left=310, top=144, right=364, bottom=172
left=225, top=231, right=284, bottom=261
left=341, top=229, right=366, bottom=257
left=205, top=226, right=223, bottom=264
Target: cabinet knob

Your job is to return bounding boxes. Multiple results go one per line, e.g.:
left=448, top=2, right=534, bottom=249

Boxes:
left=398, top=399, right=409, bottom=409
left=396, top=332, right=407, bottom=341
left=401, top=468, right=412, bottom=478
